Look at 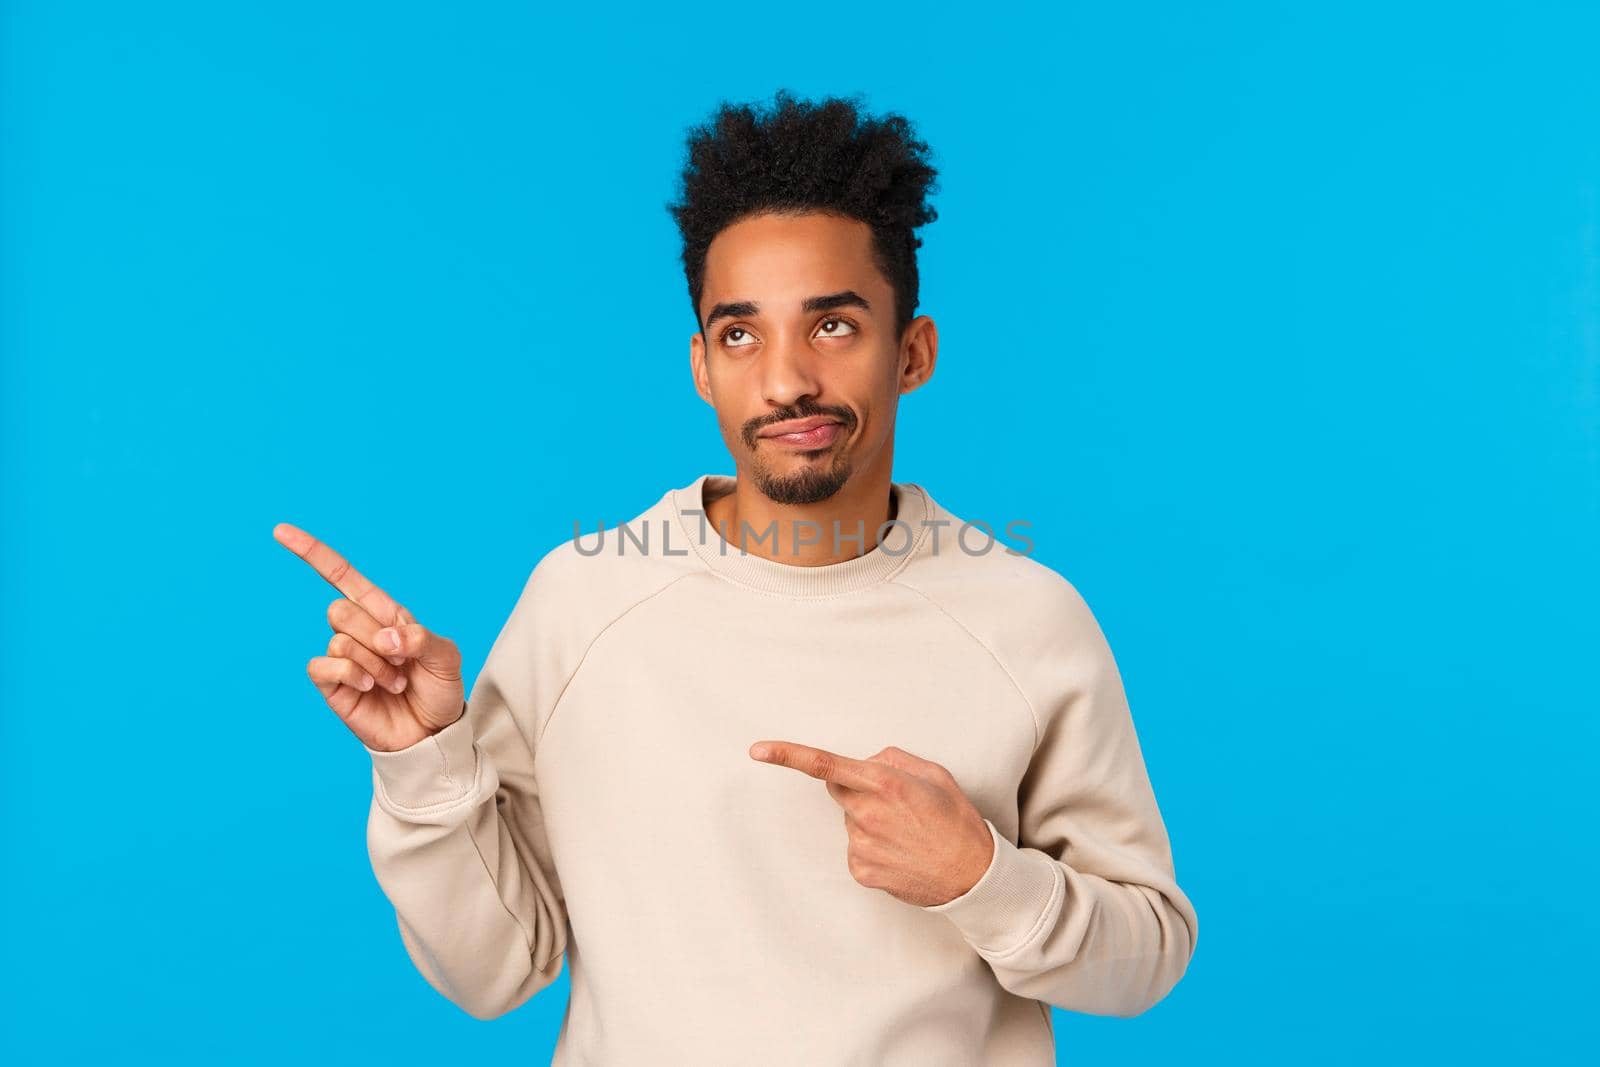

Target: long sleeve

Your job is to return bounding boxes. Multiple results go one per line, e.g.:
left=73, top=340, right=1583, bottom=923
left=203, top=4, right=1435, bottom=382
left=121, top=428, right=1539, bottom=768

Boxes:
left=362, top=557, right=573, bottom=1021
left=920, top=579, right=1199, bottom=1017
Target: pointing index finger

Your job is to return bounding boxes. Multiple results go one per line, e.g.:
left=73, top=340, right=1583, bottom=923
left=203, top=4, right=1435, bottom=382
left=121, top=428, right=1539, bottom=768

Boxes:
left=749, top=741, right=884, bottom=792
left=272, top=521, right=402, bottom=626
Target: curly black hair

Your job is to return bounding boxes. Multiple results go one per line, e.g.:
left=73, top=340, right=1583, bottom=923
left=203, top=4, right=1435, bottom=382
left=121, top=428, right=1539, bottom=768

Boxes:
left=666, top=89, right=940, bottom=342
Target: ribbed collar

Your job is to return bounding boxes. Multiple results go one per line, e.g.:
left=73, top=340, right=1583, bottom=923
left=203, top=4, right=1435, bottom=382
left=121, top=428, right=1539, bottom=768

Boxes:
left=670, top=472, right=933, bottom=597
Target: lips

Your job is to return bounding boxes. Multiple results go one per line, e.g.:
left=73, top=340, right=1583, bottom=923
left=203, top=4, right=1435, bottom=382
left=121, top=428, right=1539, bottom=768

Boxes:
left=759, top=416, right=843, bottom=438
left=760, top=418, right=845, bottom=449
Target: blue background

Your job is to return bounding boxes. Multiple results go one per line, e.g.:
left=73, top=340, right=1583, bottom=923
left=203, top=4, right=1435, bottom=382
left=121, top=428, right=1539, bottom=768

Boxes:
left=3, top=2, right=1595, bottom=1063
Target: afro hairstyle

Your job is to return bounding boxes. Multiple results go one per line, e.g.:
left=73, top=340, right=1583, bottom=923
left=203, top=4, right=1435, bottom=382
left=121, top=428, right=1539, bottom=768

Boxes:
left=666, top=89, right=940, bottom=342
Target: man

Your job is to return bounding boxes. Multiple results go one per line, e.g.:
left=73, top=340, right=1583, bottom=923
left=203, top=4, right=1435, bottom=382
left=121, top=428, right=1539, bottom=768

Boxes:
left=274, top=89, right=1198, bottom=1065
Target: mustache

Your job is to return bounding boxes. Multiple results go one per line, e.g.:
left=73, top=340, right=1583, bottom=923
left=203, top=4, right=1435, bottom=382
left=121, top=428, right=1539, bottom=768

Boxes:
left=742, top=403, right=855, bottom=449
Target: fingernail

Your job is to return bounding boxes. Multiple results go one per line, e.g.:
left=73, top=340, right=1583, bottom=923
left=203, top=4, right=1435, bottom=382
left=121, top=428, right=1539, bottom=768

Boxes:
left=388, top=674, right=407, bottom=693
left=380, top=628, right=401, bottom=653
left=359, top=673, right=374, bottom=691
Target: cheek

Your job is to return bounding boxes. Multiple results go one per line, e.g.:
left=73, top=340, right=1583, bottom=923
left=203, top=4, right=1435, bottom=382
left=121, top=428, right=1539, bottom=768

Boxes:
left=853, top=362, right=900, bottom=426
left=713, top=403, right=751, bottom=447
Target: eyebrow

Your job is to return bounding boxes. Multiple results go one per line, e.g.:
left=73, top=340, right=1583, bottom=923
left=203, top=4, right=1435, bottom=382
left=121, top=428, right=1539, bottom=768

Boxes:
left=702, top=290, right=872, bottom=333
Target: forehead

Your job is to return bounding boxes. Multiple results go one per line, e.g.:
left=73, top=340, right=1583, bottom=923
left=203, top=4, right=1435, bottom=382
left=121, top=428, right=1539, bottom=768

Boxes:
left=701, top=211, right=884, bottom=309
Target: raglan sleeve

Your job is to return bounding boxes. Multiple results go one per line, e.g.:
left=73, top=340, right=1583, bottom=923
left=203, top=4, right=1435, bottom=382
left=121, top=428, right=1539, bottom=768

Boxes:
left=360, top=549, right=574, bottom=1021
left=920, top=578, right=1200, bottom=1017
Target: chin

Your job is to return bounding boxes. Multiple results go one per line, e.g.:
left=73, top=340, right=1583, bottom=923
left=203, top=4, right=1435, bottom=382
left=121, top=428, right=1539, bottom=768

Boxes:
left=748, top=449, right=854, bottom=506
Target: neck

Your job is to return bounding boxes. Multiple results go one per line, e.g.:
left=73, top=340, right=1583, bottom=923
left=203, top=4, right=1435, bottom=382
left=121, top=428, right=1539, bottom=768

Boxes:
left=704, top=464, right=899, bottom=567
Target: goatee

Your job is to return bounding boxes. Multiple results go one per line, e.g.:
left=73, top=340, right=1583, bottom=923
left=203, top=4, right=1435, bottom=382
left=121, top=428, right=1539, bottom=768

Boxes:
left=750, top=449, right=853, bottom=505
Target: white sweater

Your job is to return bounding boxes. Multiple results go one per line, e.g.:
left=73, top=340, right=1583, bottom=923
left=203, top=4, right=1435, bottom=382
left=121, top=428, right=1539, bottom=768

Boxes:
left=363, top=472, right=1199, bottom=1064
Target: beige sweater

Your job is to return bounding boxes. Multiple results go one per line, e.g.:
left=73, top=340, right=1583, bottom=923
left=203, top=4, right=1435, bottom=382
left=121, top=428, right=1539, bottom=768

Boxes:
left=363, top=472, right=1198, bottom=1065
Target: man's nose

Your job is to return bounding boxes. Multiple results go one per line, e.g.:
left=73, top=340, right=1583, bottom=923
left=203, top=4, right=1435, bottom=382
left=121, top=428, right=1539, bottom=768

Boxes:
left=760, top=328, right=824, bottom=408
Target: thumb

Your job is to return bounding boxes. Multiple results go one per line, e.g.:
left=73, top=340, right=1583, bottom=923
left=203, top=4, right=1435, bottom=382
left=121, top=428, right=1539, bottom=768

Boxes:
left=868, top=745, right=943, bottom=780
left=377, top=607, right=462, bottom=678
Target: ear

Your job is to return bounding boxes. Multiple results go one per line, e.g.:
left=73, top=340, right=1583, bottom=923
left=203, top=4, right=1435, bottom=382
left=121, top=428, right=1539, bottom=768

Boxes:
left=690, top=330, right=713, bottom=405
left=897, top=315, right=938, bottom=395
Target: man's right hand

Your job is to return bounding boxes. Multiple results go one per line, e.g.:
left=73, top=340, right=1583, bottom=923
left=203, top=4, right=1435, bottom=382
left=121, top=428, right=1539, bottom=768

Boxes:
left=273, top=522, right=466, bottom=753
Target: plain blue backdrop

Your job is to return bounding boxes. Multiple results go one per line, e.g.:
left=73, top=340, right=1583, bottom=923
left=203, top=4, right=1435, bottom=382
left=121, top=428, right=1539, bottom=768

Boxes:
left=3, top=2, right=1596, bottom=1063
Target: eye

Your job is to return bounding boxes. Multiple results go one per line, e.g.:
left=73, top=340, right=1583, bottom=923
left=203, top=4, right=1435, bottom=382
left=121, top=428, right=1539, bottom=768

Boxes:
left=816, top=316, right=858, bottom=339
left=719, top=325, right=757, bottom=348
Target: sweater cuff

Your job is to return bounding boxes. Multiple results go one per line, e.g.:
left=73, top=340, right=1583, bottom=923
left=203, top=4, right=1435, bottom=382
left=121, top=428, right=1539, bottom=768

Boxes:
left=364, top=707, right=478, bottom=813
left=920, top=818, right=1063, bottom=956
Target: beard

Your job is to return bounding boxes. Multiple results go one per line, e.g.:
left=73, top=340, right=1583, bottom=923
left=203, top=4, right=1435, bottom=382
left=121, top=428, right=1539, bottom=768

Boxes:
left=738, top=399, right=859, bottom=506
left=748, top=444, right=854, bottom=505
